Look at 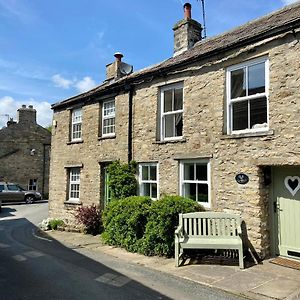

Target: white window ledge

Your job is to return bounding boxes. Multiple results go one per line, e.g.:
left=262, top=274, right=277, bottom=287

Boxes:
left=221, top=130, right=274, bottom=139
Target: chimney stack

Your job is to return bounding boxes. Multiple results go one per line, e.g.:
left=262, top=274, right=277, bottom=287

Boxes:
left=105, top=52, right=133, bottom=82
left=173, top=3, right=202, bottom=56
left=17, top=105, right=36, bottom=125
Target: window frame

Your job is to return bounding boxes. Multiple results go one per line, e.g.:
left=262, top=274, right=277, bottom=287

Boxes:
left=160, top=83, right=184, bottom=141
left=28, top=179, right=37, bottom=191
left=226, top=57, right=269, bottom=135
left=138, top=163, right=159, bottom=200
left=102, top=100, right=116, bottom=137
left=68, top=168, right=81, bottom=202
left=71, top=108, right=82, bottom=141
left=179, top=159, right=211, bottom=208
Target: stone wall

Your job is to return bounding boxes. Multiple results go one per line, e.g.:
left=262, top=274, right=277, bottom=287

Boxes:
left=0, top=108, right=51, bottom=197
left=49, top=30, right=300, bottom=257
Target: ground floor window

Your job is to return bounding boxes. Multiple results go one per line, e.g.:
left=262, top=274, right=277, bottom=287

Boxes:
left=180, top=160, right=210, bottom=207
left=139, top=163, right=159, bottom=199
left=69, top=168, right=80, bottom=201
left=28, top=179, right=37, bottom=191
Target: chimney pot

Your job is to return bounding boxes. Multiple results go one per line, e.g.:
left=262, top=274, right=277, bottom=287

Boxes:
left=22, top=104, right=26, bottom=108
left=28, top=105, right=33, bottom=109
left=114, top=52, right=123, bottom=62
left=184, top=3, right=192, bottom=19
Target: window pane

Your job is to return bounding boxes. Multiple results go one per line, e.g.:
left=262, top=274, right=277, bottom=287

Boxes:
left=104, top=101, right=115, bottom=116
left=198, top=184, right=208, bottom=203
left=232, top=101, right=248, bottom=131
left=250, top=97, right=267, bottom=128
left=143, top=183, right=150, bottom=196
left=7, top=184, right=19, bottom=191
left=174, top=88, right=183, bottom=110
left=142, top=166, right=148, bottom=180
left=184, top=163, right=194, bottom=180
left=196, top=164, right=207, bottom=180
left=248, top=63, right=265, bottom=95
left=175, top=113, right=183, bottom=137
left=164, top=90, right=173, bottom=112
left=184, top=183, right=197, bottom=201
left=164, top=115, right=174, bottom=138
left=231, top=68, right=246, bottom=98
left=151, top=183, right=157, bottom=199
left=72, top=109, right=82, bottom=122
left=150, top=166, right=156, bottom=180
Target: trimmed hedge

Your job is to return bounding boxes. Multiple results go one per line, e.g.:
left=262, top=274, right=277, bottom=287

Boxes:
left=102, top=195, right=204, bottom=257
left=102, top=196, right=152, bottom=252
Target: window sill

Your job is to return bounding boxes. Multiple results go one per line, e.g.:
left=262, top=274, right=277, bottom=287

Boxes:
left=221, top=130, right=274, bottom=139
left=154, top=137, right=186, bottom=145
left=98, top=135, right=116, bottom=141
left=64, top=200, right=82, bottom=205
left=67, top=140, right=84, bottom=145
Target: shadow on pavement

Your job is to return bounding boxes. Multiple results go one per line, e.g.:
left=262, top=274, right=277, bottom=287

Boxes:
left=0, top=206, right=16, bottom=218
left=0, top=217, right=171, bottom=300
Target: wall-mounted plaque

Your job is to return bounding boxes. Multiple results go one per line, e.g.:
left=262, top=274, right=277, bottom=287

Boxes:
left=235, top=173, right=249, bottom=185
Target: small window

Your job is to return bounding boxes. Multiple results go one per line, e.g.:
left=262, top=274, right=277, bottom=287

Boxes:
left=139, top=163, right=159, bottom=199
left=180, top=160, right=210, bottom=207
left=227, top=58, right=269, bottom=134
left=102, top=100, right=115, bottom=136
left=28, top=179, right=37, bottom=191
left=160, top=83, right=183, bottom=140
left=68, top=168, right=80, bottom=201
left=71, top=108, right=82, bottom=141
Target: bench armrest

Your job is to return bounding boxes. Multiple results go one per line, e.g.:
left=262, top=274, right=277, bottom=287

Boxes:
left=175, top=225, right=183, bottom=238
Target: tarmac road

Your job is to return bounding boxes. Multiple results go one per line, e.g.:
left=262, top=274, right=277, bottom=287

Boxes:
left=0, top=203, right=244, bottom=300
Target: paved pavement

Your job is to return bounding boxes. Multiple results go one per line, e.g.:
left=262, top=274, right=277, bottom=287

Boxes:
left=46, top=230, right=300, bottom=300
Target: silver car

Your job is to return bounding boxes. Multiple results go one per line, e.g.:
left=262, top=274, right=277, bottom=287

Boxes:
left=0, top=182, right=42, bottom=204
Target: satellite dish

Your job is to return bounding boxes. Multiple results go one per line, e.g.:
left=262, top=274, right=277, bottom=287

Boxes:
left=119, top=62, right=133, bottom=75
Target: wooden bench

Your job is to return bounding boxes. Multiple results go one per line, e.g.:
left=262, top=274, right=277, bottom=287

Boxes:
left=175, top=212, right=244, bottom=269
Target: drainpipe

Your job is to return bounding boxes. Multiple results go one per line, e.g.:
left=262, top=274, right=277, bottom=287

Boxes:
left=126, top=85, right=134, bottom=163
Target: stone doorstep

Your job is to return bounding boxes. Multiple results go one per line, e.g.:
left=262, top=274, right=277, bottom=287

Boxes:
left=46, top=231, right=300, bottom=300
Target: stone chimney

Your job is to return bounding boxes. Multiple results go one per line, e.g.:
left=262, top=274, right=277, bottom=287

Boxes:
left=105, top=52, right=133, bottom=82
left=106, top=52, right=124, bottom=81
left=173, top=3, right=202, bottom=56
left=17, top=105, right=37, bottom=125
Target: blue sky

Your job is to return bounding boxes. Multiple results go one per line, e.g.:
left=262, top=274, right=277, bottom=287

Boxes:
left=0, top=0, right=298, bottom=127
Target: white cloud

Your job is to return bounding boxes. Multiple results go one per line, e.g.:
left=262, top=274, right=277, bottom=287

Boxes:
left=52, top=74, right=74, bottom=89
left=0, top=96, right=52, bottom=128
left=74, top=76, right=96, bottom=93
left=282, top=0, right=299, bottom=4
left=52, top=74, right=96, bottom=93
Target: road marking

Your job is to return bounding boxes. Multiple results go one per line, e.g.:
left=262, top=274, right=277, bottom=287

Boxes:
left=12, top=255, right=27, bottom=262
left=32, top=229, right=52, bottom=242
left=95, top=273, right=131, bottom=287
left=0, top=243, right=10, bottom=248
left=24, top=250, right=44, bottom=258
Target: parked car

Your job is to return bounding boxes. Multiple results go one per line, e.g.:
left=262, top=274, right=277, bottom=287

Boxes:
left=0, top=198, right=2, bottom=212
left=0, top=182, right=42, bottom=204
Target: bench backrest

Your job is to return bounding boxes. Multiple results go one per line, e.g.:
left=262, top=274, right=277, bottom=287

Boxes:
left=178, top=212, right=241, bottom=238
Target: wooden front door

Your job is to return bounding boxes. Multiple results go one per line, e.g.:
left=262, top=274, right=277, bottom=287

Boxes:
left=273, top=167, right=300, bottom=259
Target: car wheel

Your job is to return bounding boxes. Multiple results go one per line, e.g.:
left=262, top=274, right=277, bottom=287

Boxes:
left=25, top=195, right=35, bottom=204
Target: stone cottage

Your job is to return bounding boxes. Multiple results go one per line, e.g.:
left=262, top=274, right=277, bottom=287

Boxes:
left=49, top=3, right=300, bottom=261
left=0, top=105, right=51, bottom=197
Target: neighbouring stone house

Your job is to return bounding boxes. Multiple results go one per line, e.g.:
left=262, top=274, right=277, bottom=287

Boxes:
left=49, top=3, right=300, bottom=260
left=0, top=105, right=51, bottom=197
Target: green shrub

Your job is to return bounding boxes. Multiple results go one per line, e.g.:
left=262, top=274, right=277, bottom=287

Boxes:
left=75, top=204, right=102, bottom=235
left=141, top=196, right=204, bottom=257
left=107, top=160, right=137, bottom=200
left=102, top=196, right=152, bottom=252
left=48, top=219, right=65, bottom=230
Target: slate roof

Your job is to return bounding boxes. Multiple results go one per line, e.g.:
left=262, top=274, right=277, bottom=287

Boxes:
left=52, top=2, right=300, bottom=109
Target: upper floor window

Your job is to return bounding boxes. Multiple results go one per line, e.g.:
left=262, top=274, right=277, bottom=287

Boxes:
left=102, top=100, right=115, bottom=136
left=180, top=160, right=210, bottom=208
left=139, top=163, right=158, bottom=199
left=71, top=108, right=82, bottom=141
left=28, top=179, right=37, bottom=191
left=160, top=83, right=183, bottom=141
left=227, top=58, right=269, bottom=134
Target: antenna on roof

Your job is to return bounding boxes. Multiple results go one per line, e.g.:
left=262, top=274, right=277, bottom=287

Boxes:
left=198, top=0, right=207, bottom=39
